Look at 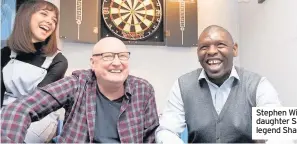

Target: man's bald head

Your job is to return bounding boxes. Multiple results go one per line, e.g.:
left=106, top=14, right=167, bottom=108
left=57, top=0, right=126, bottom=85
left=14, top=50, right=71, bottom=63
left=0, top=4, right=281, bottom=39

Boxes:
left=90, top=37, right=130, bottom=86
left=198, top=25, right=234, bottom=44
left=92, top=37, right=128, bottom=54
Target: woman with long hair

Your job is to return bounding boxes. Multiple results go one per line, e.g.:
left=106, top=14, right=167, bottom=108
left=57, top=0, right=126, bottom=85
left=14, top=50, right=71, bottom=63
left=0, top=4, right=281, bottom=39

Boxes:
left=1, top=1, right=68, bottom=142
left=1, top=0, right=68, bottom=107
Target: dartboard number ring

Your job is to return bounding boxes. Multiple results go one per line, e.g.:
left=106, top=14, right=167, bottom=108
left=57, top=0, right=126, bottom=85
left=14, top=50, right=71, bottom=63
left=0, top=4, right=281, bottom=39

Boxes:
left=102, top=0, right=162, bottom=40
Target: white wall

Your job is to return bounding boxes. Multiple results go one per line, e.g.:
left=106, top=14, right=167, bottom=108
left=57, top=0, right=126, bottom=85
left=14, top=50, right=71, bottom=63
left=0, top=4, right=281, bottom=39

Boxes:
left=49, top=0, right=239, bottom=111
left=239, top=0, right=297, bottom=106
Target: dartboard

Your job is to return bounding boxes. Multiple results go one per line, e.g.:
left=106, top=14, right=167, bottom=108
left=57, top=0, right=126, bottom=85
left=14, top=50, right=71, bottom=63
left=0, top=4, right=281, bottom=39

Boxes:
left=102, top=0, right=162, bottom=40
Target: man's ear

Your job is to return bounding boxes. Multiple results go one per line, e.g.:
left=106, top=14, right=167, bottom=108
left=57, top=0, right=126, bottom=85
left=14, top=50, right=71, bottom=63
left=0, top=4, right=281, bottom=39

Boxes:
left=196, top=46, right=200, bottom=55
left=90, top=57, right=95, bottom=70
left=233, top=43, right=238, bottom=57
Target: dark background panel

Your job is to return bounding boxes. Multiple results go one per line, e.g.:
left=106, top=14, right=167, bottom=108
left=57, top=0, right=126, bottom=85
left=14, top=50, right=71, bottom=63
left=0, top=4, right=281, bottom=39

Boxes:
left=16, top=0, right=27, bottom=10
left=165, top=0, right=197, bottom=47
left=183, top=1, right=198, bottom=47
left=59, top=0, right=99, bottom=43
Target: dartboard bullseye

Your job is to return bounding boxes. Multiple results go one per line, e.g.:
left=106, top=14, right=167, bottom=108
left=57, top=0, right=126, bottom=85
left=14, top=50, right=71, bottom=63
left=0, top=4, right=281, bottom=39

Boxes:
left=102, top=0, right=162, bottom=40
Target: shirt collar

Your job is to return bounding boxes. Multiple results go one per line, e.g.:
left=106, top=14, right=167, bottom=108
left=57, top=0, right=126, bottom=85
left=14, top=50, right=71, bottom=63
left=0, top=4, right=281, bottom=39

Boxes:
left=123, top=76, right=133, bottom=100
left=198, top=66, right=240, bottom=82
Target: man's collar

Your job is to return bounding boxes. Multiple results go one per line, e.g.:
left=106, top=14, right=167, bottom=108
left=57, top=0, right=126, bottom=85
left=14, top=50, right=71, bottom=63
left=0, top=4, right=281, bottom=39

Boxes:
left=123, top=76, right=133, bottom=100
left=198, top=66, right=240, bottom=82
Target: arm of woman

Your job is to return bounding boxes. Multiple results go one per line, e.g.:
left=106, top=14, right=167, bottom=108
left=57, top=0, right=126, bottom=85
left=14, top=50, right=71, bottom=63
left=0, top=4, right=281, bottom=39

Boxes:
left=38, top=53, right=68, bottom=87
left=1, top=47, right=11, bottom=107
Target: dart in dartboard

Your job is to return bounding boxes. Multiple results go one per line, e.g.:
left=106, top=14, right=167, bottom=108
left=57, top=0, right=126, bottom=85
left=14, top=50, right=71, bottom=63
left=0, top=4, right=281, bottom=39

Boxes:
left=179, top=0, right=185, bottom=45
left=76, top=0, right=83, bottom=40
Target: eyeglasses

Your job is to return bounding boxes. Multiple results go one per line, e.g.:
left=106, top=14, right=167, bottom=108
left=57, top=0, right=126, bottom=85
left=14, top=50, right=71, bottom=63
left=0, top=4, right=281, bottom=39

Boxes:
left=93, top=52, right=131, bottom=61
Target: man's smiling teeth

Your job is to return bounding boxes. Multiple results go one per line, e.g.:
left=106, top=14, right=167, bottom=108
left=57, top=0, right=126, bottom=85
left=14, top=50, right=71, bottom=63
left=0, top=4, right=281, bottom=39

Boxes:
left=207, top=60, right=221, bottom=64
left=109, top=70, right=122, bottom=73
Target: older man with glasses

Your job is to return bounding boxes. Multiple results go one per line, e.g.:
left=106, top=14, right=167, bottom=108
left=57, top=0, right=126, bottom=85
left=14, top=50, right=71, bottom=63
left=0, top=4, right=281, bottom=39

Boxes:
left=1, top=37, right=159, bottom=143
